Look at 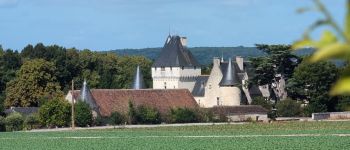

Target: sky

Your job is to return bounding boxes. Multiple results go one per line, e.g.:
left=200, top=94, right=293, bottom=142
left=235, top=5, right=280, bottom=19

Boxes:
left=0, top=0, right=346, bottom=51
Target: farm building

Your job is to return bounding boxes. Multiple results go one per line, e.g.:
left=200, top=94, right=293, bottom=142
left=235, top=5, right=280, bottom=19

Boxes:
left=65, top=82, right=198, bottom=117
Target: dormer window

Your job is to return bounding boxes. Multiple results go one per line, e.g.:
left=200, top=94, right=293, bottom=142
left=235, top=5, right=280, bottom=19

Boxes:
left=182, top=66, right=184, bottom=70
left=194, top=66, right=196, bottom=70
left=170, top=67, right=172, bottom=70
left=161, top=66, right=165, bottom=71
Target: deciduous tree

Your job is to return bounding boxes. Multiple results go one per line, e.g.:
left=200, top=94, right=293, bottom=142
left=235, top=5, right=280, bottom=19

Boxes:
left=5, top=59, right=63, bottom=107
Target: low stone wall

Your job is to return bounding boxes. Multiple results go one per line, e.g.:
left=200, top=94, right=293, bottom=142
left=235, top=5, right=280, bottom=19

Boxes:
left=312, top=112, right=350, bottom=120
left=227, top=114, right=268, bottom=122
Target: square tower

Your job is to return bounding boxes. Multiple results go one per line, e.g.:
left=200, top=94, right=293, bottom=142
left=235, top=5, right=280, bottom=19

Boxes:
left=152, top=35, right=201, bottom=91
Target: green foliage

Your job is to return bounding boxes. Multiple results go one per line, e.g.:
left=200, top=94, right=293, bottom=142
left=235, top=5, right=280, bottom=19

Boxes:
left=0, top=116, right=5, bottom=132
left=336, top=96, right=350, bottom=111
left=0, top=93, right=4, bottom=113
left=195, top=109, right=215, bottom=123
left=128, top=101, right=137, bottom=124
left=276, top=99, right=301, bottom=117
left=251, top=96, right=273, bottom=110
left=109, top=111, right=125, bottom=125
left=286, top=60, right=339, bottom=112
left=0, top=49, right=21, bottom=93
left=251, top=44, right=300, bottom=85
left=249, top=44, right=300, bottom=101
left=5, top=59, right=63, bottom=107
left=293, top=0, right=350, bottom=95
left=74, top=101, right=93, bottom=127
left=303, top=102, right=328, bottom=117
left=93, top=116, right=107, bottom=126
left=5, top=112, right=24, bottom=131
left=0, top=43, right=154, bottom=107
left=128, top=101, right=161, bottom=124
left=135, top=105, right=161, bottom=124
left=24, top=114, right=40, bottom=130
left=115, top=56, right=153, bottom=89
left=169, top=108, right=198, bottom=123
left=38, top=98, right=71, bottom=127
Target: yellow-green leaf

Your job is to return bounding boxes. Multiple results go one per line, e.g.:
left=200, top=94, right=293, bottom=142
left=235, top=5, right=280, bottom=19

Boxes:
left=310, top=43, right=350, bottom=62
left=318, top=30, right=338, bottom=47
left=292, top=38, right=317, bottom=50
left=330, top=77, right=350, bottom=95
left=292, top=31, right=337, bottom=50
left=345, top=0, right=350, bottom=42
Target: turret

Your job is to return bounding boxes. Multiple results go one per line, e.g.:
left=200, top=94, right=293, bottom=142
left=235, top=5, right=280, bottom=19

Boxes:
left=132, top=65, right=145, bottom=89
left=80, top=80, right=99, bottom=116
left=219, top=58, right=240, bottom=87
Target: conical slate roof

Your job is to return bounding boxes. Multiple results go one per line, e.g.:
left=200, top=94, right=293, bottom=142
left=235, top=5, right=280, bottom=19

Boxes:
left=219, top=58, right=241, bottom=86
left=153, top=35, right=200, bottom=67
left=132, top=65, right=145, bottom=89
left=80, top=80, right=99, bottom=110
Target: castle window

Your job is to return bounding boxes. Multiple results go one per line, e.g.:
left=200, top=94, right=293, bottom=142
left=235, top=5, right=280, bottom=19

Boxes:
left=209, top=84, right=211, bottom=89
left=161, top=66, right=165, bottom=71
left=164, top=82, right=167, bottom=89
left=217, top=97, right=220, bottom=105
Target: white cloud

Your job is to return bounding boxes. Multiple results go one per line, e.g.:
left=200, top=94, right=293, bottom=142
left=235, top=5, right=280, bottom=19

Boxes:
left=0, top=0, right=20, bottom=8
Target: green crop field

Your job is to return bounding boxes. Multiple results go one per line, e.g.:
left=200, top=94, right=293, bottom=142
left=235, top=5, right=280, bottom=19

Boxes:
left=1, top=121, right=350, bottom=150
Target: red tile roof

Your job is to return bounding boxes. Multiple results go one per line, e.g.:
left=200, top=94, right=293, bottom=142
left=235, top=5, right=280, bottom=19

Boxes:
left=71, top=89, right=198, bottom=117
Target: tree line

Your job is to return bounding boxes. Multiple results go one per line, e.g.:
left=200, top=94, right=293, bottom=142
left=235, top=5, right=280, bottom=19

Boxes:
left=0, top=43, right=152, bottom=110
left=250, top=44, right=350, bottom=117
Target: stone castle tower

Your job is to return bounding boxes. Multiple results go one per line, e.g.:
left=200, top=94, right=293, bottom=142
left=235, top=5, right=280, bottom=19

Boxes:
left=151, top=35, right=272, bottom=108
left=151, top=35, right=201, bottom=91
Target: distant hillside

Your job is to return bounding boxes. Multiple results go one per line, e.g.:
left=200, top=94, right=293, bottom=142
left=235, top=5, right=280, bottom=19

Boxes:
left=109, top=47, right=313, bottom=66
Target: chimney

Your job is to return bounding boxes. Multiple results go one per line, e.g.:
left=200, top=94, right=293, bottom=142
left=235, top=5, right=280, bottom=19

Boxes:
left=236, top=56, right=244, bottom=71
left=180, top=37, right=187, bottom=47
left=213, top=57, right=220, bottom=67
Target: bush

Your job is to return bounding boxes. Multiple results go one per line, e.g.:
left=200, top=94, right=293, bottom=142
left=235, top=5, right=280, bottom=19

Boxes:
left=25, top=114, right=40, bottom=130
left=109, top=111, right=125, bottom=125
left=252, top=96, right=276, bottom=120
left=5, top=112, right=24, bottom=131
left=94, top=116, right=107, bottom=126
left=74, top=101, right=93, bottom=127
left=252, top=96, right=273, bottom=110
left=39, top=98, right=71, bottom=128
left=128, top=101, right=161, bottom=124
left=303, top=103, right=328, bottom=117
left=276, top=99, right=301, bottom=117
left=196, top=109, right=215, bottom=123
left=136, top=105, right=161, bottom=124
left=128, top=101, right=137, bottom=124
left=336, top=97, right=350, bottom=111
left=169, top=108, right=198, bottom=123
left=0, top=116, right=6, bottom=132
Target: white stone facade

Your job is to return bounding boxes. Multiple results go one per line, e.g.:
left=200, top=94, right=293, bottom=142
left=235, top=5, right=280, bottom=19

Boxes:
left=152, top=66, right=200, bottom=91
left=198, top=57, right=245, bottom=108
